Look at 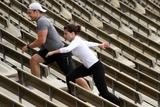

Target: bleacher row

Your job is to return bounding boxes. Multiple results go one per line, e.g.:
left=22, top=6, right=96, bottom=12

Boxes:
left=0, top=0, right=160, bottom=106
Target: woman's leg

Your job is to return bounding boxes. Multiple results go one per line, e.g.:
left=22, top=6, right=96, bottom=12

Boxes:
left=66, top=65, right=93, bottom=93
left=75, top=78, right=91, bottom=91
left=56, top=54, right=91, bottom=91
left=91, top=61, right=120, bottom=106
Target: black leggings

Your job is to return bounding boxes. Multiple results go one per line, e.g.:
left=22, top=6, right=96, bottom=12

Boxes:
left=66, top=61, right=120, bottom=106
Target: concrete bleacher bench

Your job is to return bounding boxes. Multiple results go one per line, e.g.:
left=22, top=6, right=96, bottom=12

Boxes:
left=148, top=33, right=160, bottom=44
left=94, top=0, right=160, bottom=39
left=93, top=0, right=151, bottom=36
left=43, top=0, right=61, bottom=14
left=70, top=81, right=139, bottom=107
left=69, top=82, right=119, bottom=107
left=103, top=62, right=160, bottom=106
left=119, top=24, right=133, bottom=36
left=119, top=1, right=160, bottom=35
left=110, top=0, right=120, bottom=8
left=73, top=0, right=121, bottom=29
left=10, top=0, right=30, bottom=20
left=0, top=15, right=8, bottom=28
left=57, top=0, right=91, bottom=22
left=60, top=6, right=72, bottom=21
left=99, top=50, right=160, bottom=90
left=105, top=74, right=142, bottom=104
left=134, top=2, right=146, bottom=14
left=142, top=0, right=160, bottom=15
left=90, top=15, right=103, bottom=28
left=0, top=27, right=35, bottom=54
left=20, top=29, right=36, bottom=43
left=6, top=22, right=22, bottom=38
left=0, top=74, right=58, bottom=107
left=0, top=1, right=36, bottom=33
left=3, top=0, right=10, bottom=4
left=66, top=0, right=92, bottom=22
left=16, top=67, right=90, bottom=107
left=102, top=22, right=160, bottom=66
left=145, top=8, right=160, bottom=25
left=119, top=2, right=154, bottom=34
left=0, top=92, right=23, bottom=107
left=2, top=1, right=159, bottom=107
left=133, top=31, right=160, bottom=52
left=0, top=60, right=17, bottom=76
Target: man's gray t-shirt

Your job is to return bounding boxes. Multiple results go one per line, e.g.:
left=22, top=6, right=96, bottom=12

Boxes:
left=37, top=16, right=64, bottom=51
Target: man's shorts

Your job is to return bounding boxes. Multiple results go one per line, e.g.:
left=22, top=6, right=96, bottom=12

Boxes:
left=37, top=48, right=75, bottom=75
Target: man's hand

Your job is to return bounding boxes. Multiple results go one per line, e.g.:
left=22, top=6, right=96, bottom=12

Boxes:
left=22, top=45, right=28, bottom=53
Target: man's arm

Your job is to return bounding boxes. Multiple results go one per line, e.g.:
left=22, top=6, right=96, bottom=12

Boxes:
left=22, top=29, right=48, bottom=53
left=29, top=29, right=48, bottom=48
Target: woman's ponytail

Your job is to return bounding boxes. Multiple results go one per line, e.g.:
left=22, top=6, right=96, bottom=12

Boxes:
left=64, top=24, right=81, bottom=35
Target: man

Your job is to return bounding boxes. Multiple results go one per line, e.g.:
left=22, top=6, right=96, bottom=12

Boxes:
left=22, top=2, right=91, bottom=91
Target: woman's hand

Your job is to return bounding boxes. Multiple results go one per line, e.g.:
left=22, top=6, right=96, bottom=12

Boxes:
left=99, top=42, right=110, bottom=49
left=46, top=51, right=55, bottom=57
left=46, top=49, right=60, bottom=57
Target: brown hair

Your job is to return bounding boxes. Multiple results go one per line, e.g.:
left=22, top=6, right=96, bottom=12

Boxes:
left=64, top=24, right=81, bottom=35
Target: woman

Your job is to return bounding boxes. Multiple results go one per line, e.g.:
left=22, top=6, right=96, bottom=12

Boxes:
left=46, top=24, right=120, bottom=106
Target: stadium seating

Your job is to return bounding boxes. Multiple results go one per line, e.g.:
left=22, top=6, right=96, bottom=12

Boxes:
left=119, top=1, right=159, bottom=36
left=145, top=8, right=160, bottom=25
left=0, top=0, right=160, bottom=106
left=141, top=0, right=160, bottom=15
left=17, top=68, right=93, bottom=107
left=0, top=92, right=23, bottom=107
left=0, top=74, right=59, bottom=107
left=0, top=59, right=17, bottom=76
left=92, top=0, right=160, bottom=45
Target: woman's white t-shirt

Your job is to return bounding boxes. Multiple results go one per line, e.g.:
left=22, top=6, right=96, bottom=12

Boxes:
left=59, top=36, right=99, bottom=68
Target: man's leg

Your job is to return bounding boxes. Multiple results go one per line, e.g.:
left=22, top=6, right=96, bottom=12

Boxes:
left=30, top=54, right=44, bottom=77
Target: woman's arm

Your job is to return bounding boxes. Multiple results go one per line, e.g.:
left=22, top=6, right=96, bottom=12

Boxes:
left=84, top=41, right=110, bottom=49
left=46, top=37, right=79, bottom=57
left=84, top=41, right=99, bottom=47
left=46, top=49, right=60, bottom=57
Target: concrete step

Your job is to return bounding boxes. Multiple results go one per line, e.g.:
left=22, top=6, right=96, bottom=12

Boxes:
left=0, top=86, right=35, bottom=107
left=0, top=60, right=17, bottom=76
